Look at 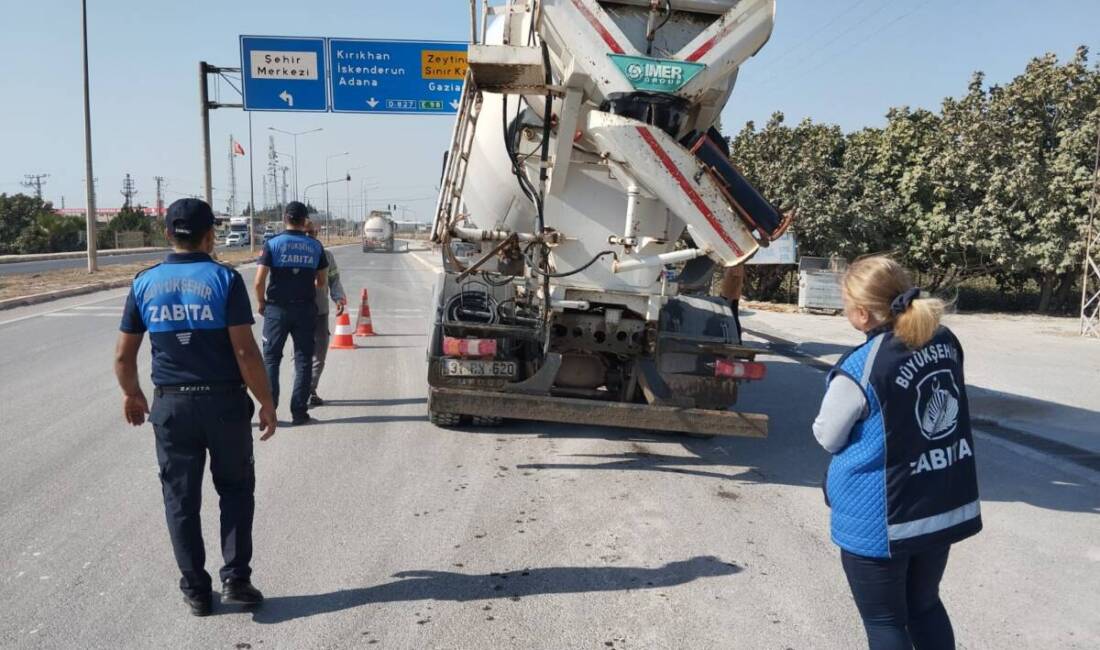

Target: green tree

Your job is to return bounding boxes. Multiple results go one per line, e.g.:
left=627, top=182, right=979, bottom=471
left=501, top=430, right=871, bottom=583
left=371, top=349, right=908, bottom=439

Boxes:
left=0, top=193, right=53, bottom=254
left=98, top=205, right=153, bottom=249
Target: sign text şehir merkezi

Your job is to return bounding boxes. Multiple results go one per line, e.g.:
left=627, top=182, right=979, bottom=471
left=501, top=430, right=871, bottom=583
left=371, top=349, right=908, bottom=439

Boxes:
left=240, top=36, right=328, bottom=112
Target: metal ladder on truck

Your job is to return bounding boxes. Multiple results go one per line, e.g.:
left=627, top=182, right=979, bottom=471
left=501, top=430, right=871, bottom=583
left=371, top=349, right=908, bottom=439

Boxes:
left=432, top=67, right=483, bottom=243
left=434, top=0, right=548, bottom=244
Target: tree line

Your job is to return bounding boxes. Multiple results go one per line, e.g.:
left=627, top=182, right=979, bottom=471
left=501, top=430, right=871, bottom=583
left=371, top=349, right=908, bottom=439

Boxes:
left=0, top=193, right=165, bottom=254
left=731, top=47, right=1099, bottom=313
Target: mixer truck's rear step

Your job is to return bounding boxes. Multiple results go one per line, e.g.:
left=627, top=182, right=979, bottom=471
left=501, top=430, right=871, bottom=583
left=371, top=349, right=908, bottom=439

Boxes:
left=428, top=387, right=768, bottom=438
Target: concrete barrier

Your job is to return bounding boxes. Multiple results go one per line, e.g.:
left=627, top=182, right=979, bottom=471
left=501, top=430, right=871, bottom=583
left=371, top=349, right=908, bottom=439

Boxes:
left=0, top=247, right=170, bottom=265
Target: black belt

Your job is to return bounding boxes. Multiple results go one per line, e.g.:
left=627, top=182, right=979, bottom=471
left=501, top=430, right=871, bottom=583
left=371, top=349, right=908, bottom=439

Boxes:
left=156, top=384, right=245, bottom=396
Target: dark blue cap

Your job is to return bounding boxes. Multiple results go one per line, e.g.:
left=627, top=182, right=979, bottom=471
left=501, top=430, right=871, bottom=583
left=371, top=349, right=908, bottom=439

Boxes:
left=285, top=200, right=309, bottom=223
left=166, top=198, right=215, bottom=238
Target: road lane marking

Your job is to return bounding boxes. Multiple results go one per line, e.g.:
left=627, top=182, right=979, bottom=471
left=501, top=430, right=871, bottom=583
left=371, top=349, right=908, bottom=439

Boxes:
left=407, top=251, right=442, bottom=273
left=45, top=312, right=118, bottom=317
left=0, top=289, right=129, bottom=327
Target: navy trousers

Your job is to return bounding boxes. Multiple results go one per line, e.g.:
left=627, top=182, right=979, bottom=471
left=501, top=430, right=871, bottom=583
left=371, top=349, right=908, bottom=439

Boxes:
left=841, top=546, right=955, bottom=650
left=150, top=388, right=255, bottom=598
left=261, top=302, right=316, bottom=419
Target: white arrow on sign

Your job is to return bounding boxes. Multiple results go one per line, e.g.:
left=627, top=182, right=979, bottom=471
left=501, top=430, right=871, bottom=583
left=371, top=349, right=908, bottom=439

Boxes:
left=278, top=91, right=294, bottom=107
left=366, top=98, right=379, bottom=108
left=450, top=99, right=460, bottom=110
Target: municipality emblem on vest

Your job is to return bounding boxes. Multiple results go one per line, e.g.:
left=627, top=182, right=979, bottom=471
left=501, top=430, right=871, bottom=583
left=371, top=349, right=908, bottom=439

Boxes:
left=915, top=370, right=960, bottom=440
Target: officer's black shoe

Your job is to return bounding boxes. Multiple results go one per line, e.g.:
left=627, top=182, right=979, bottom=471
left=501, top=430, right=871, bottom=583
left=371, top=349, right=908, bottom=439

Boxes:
left=183, top=592, right=213, bottom=617
left=221, top=579, right=264, bottom=607
left=308, top=392, right=324, bottom=407
left=290, top=414, right=314, bottom=426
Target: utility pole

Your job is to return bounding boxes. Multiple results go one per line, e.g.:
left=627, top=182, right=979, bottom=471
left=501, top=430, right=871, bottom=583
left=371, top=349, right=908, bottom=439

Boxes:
left=268, top=136, right=279, bottom=217
left=281, top=166, right=289, bottom=206
left=22, top=174, right=49, bottom=201
left=1080, top=127, right=1100, bottom=337
left=248, top=112, right=256, bottom=255
left=154, top=176, right=166, bottom=217
left=120, top=173, right=137, bottom=209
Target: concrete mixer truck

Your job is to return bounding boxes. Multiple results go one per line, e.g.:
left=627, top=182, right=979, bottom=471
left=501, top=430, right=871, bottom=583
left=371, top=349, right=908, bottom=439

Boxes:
left=428, top=0, right=790, bottom=436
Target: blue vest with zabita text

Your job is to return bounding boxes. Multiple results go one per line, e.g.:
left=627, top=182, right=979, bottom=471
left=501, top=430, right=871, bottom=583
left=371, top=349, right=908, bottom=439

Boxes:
left=826, top=326, right=982, bottom=558
left=259, top=230, right=326, bottom=304
left=120, top=253, right=253, bottom=386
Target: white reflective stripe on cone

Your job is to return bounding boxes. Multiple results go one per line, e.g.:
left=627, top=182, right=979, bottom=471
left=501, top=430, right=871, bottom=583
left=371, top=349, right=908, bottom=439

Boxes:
left=334, top=325, right=355, bottom=335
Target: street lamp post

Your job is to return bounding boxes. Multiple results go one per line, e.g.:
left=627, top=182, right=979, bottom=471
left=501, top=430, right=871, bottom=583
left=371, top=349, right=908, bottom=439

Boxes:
left=303, top=177, right=350, bottom=238
left=81, top=0, right=97, bottom=272
left=325, top=152, right=349, bottom=242
left=268, top=127, right=322, bottom=201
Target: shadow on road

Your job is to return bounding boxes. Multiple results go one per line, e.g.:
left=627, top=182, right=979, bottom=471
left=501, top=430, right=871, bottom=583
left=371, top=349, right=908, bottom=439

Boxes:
left=249, top=556, right=739, bottom=624
left=467, top=358, right=1100, bottom=515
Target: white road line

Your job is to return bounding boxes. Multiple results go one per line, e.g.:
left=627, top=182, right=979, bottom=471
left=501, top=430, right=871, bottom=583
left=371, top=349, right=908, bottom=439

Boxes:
left=407, top=251, right=442, bottom=273
left=45, top=312, right=118, bottom=317
left=0, top=289, right=129, bottom=327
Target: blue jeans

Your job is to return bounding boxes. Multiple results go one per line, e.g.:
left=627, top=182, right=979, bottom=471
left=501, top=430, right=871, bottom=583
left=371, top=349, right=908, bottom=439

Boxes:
left=261, top=302, right=316, bottom=419
left=841, top=546, right=954, bottom=650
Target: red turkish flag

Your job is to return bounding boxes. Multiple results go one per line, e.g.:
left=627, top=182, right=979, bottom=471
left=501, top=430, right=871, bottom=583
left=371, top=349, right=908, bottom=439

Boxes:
left=233, top=141, right=246, bottom=156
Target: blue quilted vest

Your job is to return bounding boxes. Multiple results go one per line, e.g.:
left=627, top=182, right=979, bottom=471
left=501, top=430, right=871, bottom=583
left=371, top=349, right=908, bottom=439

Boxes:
left=826, top=326, right=982, bottom=558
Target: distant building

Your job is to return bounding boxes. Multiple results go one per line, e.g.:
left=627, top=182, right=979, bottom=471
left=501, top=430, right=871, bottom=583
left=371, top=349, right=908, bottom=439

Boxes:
left=54, top=206, right=165, bottom=223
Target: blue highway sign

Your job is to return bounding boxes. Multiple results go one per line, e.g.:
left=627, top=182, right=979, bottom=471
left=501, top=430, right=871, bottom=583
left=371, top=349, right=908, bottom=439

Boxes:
left=240, top=36, right=328, bottom=112
left=329, top=39, right=467, bottom=114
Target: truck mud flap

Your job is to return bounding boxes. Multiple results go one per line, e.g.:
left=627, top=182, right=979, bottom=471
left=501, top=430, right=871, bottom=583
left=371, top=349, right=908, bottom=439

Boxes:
left=429, top=387, right=767, bottom=438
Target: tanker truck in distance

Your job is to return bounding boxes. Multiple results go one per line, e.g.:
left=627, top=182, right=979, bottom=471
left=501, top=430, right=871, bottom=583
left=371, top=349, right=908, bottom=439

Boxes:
left=428, top=0, right=790, bottom=436
left=362, top=211, right=395, bottom=253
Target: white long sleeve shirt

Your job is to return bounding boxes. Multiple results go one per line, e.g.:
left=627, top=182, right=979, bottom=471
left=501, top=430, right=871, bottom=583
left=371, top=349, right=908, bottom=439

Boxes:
left=812, top=374, right=869, bottom=453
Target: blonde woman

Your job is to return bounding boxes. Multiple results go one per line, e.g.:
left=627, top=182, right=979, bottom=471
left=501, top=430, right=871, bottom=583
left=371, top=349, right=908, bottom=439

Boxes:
left=812, top=256, right=981, bottom=649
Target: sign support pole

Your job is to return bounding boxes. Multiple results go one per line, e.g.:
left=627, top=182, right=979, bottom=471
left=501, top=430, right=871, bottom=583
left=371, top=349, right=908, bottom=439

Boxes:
left=200, top=61, right=213, bottom=206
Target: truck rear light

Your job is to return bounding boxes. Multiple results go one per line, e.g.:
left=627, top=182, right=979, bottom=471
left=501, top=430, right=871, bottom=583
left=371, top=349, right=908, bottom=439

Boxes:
left=714, top=359, right=766, bottom=380
left=443, top=337, right=497, bottom=358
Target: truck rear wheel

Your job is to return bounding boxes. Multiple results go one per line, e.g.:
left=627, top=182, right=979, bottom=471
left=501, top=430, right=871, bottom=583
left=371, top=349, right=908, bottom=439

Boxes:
left=429, top=410, right=463, bottom=427
left=470, top=415, right=504, bottom=427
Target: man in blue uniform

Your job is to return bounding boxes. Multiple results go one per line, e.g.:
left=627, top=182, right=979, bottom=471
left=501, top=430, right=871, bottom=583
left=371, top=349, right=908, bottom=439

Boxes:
left=254, top=201, right=328, bottom=425
left=114, top=198, right=277, bottom=617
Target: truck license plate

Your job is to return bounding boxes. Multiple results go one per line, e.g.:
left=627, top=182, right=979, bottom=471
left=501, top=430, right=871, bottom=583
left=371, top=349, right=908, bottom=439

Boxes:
left=443, top=359, right=517, bottom=378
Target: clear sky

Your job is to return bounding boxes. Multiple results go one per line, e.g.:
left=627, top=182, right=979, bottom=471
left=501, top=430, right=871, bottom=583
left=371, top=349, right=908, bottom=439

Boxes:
left=1, top=0, right=1097, bottom=219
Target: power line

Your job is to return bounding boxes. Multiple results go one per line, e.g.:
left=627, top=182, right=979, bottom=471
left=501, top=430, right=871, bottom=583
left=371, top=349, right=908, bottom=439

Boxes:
left=762, top=1, right=929, bottom=88
left=752, top=0, right=874, bottom=76
left=757, top=0, right=897, bottom=86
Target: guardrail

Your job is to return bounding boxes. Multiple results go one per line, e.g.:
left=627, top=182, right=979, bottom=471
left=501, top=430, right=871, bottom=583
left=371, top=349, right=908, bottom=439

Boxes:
left=0, top=247, right=171, bottom=265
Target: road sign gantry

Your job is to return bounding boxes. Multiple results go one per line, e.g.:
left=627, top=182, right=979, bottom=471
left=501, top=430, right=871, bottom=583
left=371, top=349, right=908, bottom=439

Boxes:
left=240, top=35, right=467, bottom=115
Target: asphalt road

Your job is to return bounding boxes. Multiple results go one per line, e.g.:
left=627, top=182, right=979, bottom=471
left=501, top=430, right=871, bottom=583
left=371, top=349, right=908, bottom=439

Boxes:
left=0, top=245, right=1097, bottom=649
left=0, top=246, right=239, bottom=276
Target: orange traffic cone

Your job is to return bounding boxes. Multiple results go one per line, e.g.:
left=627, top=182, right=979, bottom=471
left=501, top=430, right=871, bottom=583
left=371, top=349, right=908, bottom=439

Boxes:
left=355, top=288, right=377, bottom=336
left=330, top=311, right=357, bottom=349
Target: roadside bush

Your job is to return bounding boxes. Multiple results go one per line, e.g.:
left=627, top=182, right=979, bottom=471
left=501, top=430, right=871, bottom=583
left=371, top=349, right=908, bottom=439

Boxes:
left=730, top=47, right=1100, bottom=314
